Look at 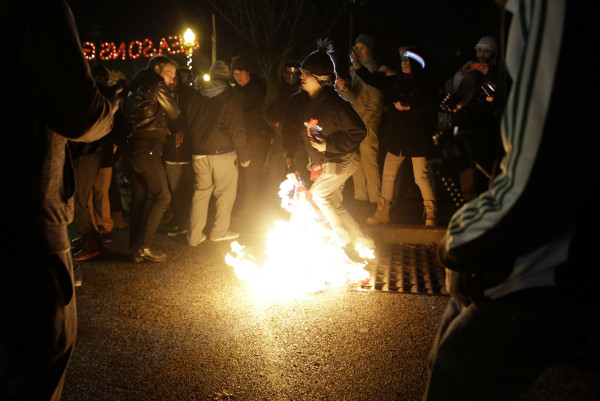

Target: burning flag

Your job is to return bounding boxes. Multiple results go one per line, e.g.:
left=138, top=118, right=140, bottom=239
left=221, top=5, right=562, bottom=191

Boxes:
left=225, top=175, right=373, bottom=300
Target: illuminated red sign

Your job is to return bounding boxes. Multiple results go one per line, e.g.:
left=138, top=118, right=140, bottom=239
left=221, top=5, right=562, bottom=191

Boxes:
left=82, top=35, right=199, bottom=61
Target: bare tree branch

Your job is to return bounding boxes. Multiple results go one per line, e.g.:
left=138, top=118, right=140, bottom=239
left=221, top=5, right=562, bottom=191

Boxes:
left=199, top=0, right=345, bottom=80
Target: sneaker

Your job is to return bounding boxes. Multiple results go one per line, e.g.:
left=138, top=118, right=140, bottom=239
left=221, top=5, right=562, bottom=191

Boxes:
left=343, top=235, right=375, bottom=264
left=353, top=234, right=375, bottom=251
left=210, top=231, right=239, bottom=242
left=188, top=234, right=207, bottom=247
left=131, top=248, right=143, bottom=263
left=132, top=247, right=167, bottom=263
left=70, top=235, right=85, bottom=253
left=74, top=243, right=101, bottom=262
left=167, top=226, right=189, bottom=237
left=343, top=244, right=364, bottom=264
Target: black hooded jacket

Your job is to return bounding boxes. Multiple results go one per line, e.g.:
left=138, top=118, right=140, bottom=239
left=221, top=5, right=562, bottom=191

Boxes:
left=184, top=84, right=250, bottom=163
left=282, top=86, right=366, bottom=164
left=355, top=65, right=438, bottom=157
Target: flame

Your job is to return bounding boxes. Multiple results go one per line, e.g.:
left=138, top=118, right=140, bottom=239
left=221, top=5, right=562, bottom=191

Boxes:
left=226, top=177, right=373, bottom=301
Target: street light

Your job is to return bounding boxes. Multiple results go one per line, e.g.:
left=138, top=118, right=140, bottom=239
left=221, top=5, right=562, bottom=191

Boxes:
left=183, top=28, right=195, bottom=71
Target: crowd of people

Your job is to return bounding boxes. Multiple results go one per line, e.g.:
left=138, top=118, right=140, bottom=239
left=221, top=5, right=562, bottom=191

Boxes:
left=67, top=31, right=503, bottom=269
left=4, top=1, right=597, bottom=400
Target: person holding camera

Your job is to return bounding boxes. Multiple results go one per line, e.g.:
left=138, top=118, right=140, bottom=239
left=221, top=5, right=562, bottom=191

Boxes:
left=442, top=36, right=500, bottom=201
left=424, top=2, right=599, bottom=399
left=352, top=48, right=439, bottom=226
left=444, top=36, right=499, bottom=95
left=336, top=34, right=384, bottom=209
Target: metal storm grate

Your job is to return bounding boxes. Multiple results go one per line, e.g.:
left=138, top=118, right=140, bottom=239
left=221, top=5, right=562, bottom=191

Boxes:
left=365, top=243, right=448, bottom=295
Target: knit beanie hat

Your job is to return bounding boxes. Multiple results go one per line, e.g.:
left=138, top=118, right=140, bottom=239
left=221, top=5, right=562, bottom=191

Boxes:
left=231, top=56, right=250, bottom=72
left=209, top=60, right=231, bottom=82
left=301, top=39, right=336, bottom=87
left=355, top=34, right=374, bottom=51
left=475, top=36, right=498, bottom=54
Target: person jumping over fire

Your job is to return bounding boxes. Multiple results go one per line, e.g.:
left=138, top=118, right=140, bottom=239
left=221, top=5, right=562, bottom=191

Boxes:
left=282, top=39, right=374, bottom=261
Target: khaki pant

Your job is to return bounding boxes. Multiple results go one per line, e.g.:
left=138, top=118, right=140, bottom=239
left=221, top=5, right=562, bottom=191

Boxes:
left=381, top=152, right=434, bottom=202
left=188, top=154, right=238, bottom=245
left=310, top=153, right=362, bottom=246
left=352, top=127, right=381, bottom=203
left=88, top=166, right=113, bottom=232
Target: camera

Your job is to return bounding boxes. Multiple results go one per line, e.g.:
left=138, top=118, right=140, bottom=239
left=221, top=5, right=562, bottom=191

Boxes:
left=482, top=82, right=496, bottom=98
left=440, top=92, right=460, bottom=113
left=310, top=132, right=326, bottom=144
left=428, top=80, right=499, bottom=180
left=440, top=82, right=495, bottom=114
left=429, top=124, right=488, bottom=176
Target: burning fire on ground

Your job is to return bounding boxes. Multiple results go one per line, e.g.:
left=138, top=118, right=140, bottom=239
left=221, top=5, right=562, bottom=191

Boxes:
left=225, top=177, right=374, bottom=300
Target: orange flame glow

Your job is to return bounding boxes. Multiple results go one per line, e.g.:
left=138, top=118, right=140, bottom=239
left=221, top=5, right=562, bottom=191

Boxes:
left=226, top=177, right=373, bottom=300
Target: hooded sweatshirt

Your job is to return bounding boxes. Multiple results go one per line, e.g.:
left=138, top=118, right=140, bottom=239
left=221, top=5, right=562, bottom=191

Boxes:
left=184, top=81, right=249, bottom=162
left=282, top=86, right=366, bottom=164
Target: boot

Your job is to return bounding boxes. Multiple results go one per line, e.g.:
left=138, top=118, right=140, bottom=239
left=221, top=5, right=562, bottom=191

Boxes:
left=366, top=197, right=390, bottom=226
left=73, top=235, right=102, bottom=261
left=423, top=200, right=436, bottom=227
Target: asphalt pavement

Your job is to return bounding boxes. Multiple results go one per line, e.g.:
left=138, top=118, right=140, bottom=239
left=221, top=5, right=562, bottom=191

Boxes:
left=61, top=194, right=600, bottom=401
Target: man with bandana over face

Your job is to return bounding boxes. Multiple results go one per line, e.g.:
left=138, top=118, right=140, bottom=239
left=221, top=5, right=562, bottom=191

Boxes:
left=282, top=40, right=374, bottom=261
left=264, top=57, right=311, bottom=203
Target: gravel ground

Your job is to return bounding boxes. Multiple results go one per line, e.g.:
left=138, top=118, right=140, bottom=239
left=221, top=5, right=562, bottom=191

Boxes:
left=61, top=205, right=600, bottom=400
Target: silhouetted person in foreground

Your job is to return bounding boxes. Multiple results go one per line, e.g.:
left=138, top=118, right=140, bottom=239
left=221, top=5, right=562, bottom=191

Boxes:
left=424, top=2, right=600, bottom=399
left=0, top=1, right=118, bottom=399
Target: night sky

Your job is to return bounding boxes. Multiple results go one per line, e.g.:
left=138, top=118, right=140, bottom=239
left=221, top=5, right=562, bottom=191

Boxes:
left=66, top=0, right=505, bottom=85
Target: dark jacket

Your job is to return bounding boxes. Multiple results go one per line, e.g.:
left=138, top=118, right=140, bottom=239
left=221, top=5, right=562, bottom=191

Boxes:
left=439, top=2, right=599, bottom=302
left=125, top=68, right=180, bottom=153
left=185, top=84, right=250, bottom=163
left=264, top=81, right=300, bottom=130
left=233, top=77, right=273, bottom=142
left=282, top=86, right=366, bottom=164
left=164, top=85, right=195, bottom=163
left=69, top=106, right=133, bottom=164
left=356, top=67, right=438, bottom=157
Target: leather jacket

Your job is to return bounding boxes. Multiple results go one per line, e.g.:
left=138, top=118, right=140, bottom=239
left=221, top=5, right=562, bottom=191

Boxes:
left=125, top=68, right=180, bottom=134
